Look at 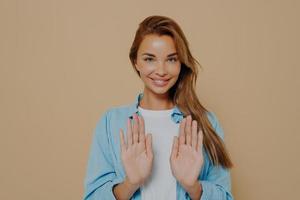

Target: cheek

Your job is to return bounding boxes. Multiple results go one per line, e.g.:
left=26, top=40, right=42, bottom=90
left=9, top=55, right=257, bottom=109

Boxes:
left=137, top=60, right=154, bottom=73
left=169, top=64, right=181, bottom=76
left=139, top=65, right=156, bottom=76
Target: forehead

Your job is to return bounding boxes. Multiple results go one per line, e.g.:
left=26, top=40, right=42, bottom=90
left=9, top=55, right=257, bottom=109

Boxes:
left=138, top=34, right=177, bottom=56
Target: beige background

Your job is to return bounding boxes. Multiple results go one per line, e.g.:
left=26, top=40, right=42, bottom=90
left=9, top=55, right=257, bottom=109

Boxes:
left=1, top=0, right=299, bottom=199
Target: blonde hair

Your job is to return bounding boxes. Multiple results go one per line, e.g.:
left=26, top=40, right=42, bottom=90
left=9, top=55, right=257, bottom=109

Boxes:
left=129, top=15, right=233, bottom=168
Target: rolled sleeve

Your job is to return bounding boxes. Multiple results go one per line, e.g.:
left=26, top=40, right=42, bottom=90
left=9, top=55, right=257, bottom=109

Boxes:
left=200, top=166, right=233, bottom=200
left=83, top=109, right=122, bottom=200
left=184, top=166, right=233, bottom=200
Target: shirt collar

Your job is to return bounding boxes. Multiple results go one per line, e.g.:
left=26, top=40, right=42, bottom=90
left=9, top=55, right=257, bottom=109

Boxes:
left=128, top=92, right=184, bottom=124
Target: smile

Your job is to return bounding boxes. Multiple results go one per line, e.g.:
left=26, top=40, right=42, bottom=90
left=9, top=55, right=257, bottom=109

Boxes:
left=150, top=78, right=170, bottom=87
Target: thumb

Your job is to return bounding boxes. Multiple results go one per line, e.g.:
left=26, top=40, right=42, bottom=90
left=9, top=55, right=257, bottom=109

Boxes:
left=145, top=133, right=153, bottom=158
left=119, top=128, right=126, bottom=153
left=170, top=136, right=179, bottom=161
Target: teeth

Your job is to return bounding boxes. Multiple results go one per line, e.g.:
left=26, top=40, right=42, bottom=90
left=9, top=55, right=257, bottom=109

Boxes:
left=154, top=80, right=166, bottom=83
left=152, top=79, right=168, bottom=86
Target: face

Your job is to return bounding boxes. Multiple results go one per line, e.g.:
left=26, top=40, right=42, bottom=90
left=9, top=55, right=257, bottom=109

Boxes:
left=135, top=34, right=181, bottom=96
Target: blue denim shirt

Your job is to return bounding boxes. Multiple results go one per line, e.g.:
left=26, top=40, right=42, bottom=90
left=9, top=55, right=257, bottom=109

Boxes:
left=83, top=92, right=234, bottom=200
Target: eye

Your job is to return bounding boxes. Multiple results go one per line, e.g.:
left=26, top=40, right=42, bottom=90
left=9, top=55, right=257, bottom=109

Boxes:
left=168, top=57, right=178, bottom=62
left=144, top=57, right=154, bottom=62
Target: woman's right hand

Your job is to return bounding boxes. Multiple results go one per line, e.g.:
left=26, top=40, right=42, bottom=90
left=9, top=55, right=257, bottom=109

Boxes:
left=119, top=113, right=153, bottom=189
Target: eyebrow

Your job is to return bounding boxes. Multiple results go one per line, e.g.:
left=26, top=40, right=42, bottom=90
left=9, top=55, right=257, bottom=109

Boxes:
left=141, top=52, right=178, bottom=57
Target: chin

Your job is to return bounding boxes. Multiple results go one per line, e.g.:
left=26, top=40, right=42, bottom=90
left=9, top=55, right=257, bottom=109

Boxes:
left=151, top=89, right=169, bottom=95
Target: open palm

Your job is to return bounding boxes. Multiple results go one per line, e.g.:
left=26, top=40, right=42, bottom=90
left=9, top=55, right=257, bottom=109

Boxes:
left=120, top=113, right=153, bottom=187
left=170, top=115, right=204, bottom=188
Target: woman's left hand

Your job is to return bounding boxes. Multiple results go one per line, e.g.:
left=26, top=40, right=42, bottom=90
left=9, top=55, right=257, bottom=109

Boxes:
left=170, top=115, right=204, bottom=189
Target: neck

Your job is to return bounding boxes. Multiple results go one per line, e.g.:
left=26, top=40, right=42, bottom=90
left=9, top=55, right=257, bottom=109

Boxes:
left=139, top=89, right=174, bottom=110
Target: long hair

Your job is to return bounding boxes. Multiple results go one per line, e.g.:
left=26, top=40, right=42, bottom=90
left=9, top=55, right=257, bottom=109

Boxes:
left=129, top=15, right=233, bottom=168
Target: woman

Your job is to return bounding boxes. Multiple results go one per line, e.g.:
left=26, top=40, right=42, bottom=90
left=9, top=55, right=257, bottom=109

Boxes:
left=83, top=15, right=234, bottom=200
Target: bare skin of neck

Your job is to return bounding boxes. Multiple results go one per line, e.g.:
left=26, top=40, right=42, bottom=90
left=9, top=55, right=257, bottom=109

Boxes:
left=139, top=89, right=175, bottom=110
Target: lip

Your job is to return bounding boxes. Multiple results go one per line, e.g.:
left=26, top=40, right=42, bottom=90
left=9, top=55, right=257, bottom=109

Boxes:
left=150, top=77, right=170, bottom=87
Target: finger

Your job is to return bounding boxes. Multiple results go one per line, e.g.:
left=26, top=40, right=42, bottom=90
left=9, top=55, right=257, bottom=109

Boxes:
left=138, top=115, right=145, bottom=143
left=191, top=120, right=198, bottom=149
left=197, top=128, right=204, bottom=152
left=132, top=113, right=139, bottom=144
left=127, top=118, right=133, bottom=146
left=145, top=134, right=153, bottom=159
left=119, top=128, right=127, bottom=152
left=179, top=117, right=186, bottom=145
left=185, top=115, right=192, bottom=146
left=170, top=136, right=179, bottom=161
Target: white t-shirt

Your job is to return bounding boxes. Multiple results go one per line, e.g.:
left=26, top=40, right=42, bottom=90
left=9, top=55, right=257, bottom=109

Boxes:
left=138, top=106, right=180, bottom=200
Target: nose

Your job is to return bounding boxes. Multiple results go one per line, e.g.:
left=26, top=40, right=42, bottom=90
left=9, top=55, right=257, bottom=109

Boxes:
left=155, top=60, right=167, bottom=76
